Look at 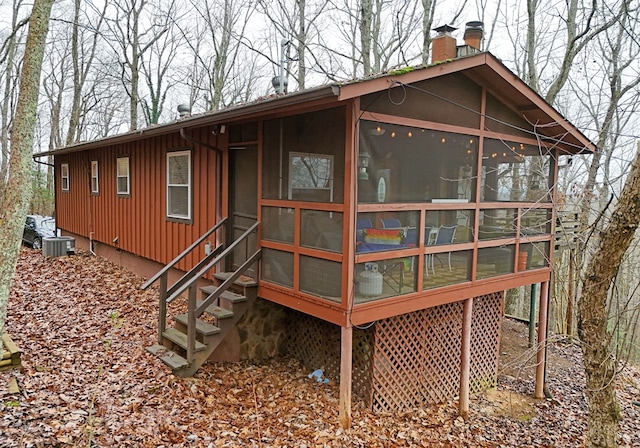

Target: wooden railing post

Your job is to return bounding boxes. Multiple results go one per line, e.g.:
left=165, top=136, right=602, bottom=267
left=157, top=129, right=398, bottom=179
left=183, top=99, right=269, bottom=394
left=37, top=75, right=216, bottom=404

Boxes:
left=187, top=285, right=197, bottom=362
left=158, top=274, right=168, bottom=345
left=535, top=281, right=549, bottom=398
left=339, top=325, right=353, bottom=429
left=459, top=297, right=473, bottom=419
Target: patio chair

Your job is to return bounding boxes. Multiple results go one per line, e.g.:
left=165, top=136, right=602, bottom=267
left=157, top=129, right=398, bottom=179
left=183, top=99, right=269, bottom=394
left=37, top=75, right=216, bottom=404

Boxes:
left=424, top=226, right=435, bottom=275
left=380, top=218, right=402, bottom=228
left=432, top=225, right=457, bottom=272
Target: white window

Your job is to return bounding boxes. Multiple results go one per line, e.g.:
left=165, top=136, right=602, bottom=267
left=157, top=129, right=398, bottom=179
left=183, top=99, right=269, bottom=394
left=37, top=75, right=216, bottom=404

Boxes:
left=61, top=163, right=69, bottom=191
left=116, top=157, right=130, bottom=195
left=166, top=151, right=191, bottom=219
left=91, top=160, right=99, bottom=194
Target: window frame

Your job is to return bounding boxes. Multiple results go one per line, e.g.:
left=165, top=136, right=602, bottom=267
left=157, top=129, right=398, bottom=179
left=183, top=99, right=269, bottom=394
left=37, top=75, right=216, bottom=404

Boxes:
left=61, top=163, right=70, bottom=192
left=91, top=160, right=99, bottom=194
left=116, top=156, right=130, bottom=196
left=287, top=152, right=334, bottom=202
left=166, top=150, right=192, bottom=221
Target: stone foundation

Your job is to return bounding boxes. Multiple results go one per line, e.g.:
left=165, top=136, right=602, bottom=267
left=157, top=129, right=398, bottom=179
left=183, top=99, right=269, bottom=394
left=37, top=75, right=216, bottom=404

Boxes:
left=237, top=298, right=289, bottom=361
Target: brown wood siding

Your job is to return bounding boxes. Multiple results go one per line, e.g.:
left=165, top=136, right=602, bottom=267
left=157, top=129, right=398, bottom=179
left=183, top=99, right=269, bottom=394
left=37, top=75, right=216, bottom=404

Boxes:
left=56, top=130, right=219, bottom=273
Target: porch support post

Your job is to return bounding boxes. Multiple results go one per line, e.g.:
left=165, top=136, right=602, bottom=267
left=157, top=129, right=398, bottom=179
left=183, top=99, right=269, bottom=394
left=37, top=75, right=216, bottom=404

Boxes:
left=339, top=324, right=353, bottom=429
left=459, top=297, right=473, bottom=419
left=535, top=280, right=550, bottom=398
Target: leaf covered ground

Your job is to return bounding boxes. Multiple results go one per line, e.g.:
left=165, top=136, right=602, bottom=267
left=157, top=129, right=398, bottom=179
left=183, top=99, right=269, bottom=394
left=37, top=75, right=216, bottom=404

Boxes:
left=1, top=248, right=639, bottom=447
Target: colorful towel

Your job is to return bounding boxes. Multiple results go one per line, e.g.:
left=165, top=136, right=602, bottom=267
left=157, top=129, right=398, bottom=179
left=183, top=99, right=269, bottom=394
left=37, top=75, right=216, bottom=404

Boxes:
left=363, top=228, right=403, bottom=245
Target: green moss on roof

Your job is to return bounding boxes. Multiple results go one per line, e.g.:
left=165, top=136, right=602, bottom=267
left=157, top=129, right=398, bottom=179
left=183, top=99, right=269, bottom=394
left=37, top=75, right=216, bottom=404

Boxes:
left=387, top=67, right=415, bottom=76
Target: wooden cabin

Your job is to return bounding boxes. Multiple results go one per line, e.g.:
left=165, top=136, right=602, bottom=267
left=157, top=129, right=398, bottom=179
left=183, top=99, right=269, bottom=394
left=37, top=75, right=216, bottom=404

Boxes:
left=38, top=45, right=594, bottom=425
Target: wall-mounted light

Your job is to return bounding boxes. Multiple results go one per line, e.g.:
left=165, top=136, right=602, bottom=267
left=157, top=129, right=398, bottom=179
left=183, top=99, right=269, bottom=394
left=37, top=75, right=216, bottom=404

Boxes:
left=358, top=150, right=371, bottom=180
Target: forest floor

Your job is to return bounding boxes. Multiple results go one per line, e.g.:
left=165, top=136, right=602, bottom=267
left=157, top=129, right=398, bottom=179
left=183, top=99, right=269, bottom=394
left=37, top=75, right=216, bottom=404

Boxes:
left=1, top=248, right=639, bottom=447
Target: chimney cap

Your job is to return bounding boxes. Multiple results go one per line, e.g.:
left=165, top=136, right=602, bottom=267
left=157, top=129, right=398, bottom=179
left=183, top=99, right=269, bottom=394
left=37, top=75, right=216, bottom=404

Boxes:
left=433, top=24, right=458, bottom=35
left=465, top=21, right=484, bottom=31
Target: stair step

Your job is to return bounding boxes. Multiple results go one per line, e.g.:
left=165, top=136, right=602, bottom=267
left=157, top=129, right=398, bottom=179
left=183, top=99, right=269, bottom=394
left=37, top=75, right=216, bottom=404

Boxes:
left=213, top=272, right=257, bottom=287
left=162, top=328, right=207, bottom=352
left=200, top=286, right=247, bottom=304
left=197, top=301, right=234, bottom=319
left=145, top=344, right=189, bottom=370
left=174, top=314, right=221, bottom=336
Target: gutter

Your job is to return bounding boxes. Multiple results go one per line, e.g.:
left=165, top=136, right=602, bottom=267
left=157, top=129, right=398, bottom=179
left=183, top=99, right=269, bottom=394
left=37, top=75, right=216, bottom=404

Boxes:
left=32, top=85, right=340, bottom=158
left=33, top=155, right=53, bottom=167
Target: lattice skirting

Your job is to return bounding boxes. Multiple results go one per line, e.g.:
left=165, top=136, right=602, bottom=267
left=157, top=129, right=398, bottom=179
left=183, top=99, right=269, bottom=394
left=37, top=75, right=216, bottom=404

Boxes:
left=286, top=312, right=374, bottom=403
left=286, top=292, right=503, bottom=412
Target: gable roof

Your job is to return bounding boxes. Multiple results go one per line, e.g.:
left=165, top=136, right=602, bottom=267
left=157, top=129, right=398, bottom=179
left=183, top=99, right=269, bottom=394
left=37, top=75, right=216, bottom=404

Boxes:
left=35, top=52, right=595, bottom=158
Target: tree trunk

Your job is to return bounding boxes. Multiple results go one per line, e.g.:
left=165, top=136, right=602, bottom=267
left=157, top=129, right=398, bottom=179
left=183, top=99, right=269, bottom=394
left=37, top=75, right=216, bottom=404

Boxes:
left=578, top=144, right=640, bottom=448
left=0, top=0, right=54, bottom=347
left=0, top=1, right=22, bottom=211
left=359, top=0, right=372, bottom=76
left=421, top=0, right=435, bottom=65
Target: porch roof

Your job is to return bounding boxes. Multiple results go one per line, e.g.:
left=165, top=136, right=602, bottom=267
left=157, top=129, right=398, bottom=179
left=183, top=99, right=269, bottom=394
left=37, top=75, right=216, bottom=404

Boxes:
left=34, top=52, right=595, bottom=158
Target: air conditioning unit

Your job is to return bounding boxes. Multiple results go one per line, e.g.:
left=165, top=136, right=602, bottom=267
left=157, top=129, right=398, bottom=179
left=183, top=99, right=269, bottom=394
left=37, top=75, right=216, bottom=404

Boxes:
left=43, top=237, right=76, bottom=257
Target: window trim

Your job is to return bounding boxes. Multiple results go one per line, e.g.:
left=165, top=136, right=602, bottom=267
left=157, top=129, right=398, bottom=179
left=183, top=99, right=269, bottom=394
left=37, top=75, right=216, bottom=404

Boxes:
left=61, top=163, right=70, bottom=192
left=116, top=156, right=130, bottom=196
left=91, top=160, right=99, bottom=194
left=166, top=150, right=192, bottom=221
left=288, top=152, right=334, bottom=202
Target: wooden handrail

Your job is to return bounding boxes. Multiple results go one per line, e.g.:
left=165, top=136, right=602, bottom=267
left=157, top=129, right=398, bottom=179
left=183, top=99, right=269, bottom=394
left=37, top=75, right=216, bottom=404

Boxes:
left=165, top=221, right=260, bottom=303
left=167, top=244, right=223, bottom=297
left=185, top=226, right=261, bottom=361
left=141, top=217, right=227, bottom=290
left=196, top=249, right=262, bottom=316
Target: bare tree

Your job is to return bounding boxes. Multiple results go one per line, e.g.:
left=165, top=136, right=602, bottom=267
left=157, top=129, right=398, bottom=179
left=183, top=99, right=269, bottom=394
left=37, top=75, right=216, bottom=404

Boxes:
left=65, top=0, right=108, bottom=145
left=258, top=0, right=330, bottom=91
left=104, top=0, right=169, bottom=130
left=578, top=143, right=640, bottom=448
left=140, top=1, right=181, bottom=125
left=331, top=0, right=421, bottom=78
left=421, top=0, right=469, bottom=64
left=181, top=0, right=259, bottom=110
left=0, top=0, right=54, bottom=350
left=0, top=0, right=28, bottom=209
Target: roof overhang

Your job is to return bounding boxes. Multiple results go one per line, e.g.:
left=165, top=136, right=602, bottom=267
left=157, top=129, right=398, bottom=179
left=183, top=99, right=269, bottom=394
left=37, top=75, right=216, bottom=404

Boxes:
left=34, top=84, right=340, bottom=158
left=337, top=53, right=595, bottom=155
left=35, top=53, right=594, bottom=158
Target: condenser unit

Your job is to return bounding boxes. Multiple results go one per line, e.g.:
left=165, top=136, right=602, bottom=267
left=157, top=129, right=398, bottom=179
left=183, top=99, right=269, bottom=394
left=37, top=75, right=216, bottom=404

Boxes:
left=43, top=237, right=76, bottom=257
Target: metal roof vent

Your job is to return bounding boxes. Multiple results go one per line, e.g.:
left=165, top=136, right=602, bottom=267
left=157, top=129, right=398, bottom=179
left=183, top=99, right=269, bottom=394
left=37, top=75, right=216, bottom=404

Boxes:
left=177, top=104, right=191, bottom=118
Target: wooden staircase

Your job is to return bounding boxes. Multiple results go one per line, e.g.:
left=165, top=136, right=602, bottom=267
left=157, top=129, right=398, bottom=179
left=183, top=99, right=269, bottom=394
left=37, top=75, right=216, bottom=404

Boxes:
left=146, top=278, right=257, bottom=377
left=141, top=219, right=261, bottom=377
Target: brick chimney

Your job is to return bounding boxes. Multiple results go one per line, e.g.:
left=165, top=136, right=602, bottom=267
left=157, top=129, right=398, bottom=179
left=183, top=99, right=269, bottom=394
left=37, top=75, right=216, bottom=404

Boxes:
left=463, top=21, right=484, bottom=50
left=431, top=25, right=457, bottom=63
